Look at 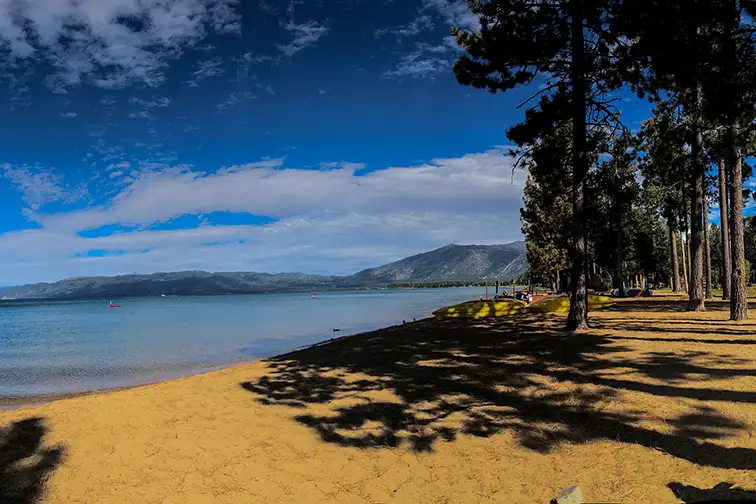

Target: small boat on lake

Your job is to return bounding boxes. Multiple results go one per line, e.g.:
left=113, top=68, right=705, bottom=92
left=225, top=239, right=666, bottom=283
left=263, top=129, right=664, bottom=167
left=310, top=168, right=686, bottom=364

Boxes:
left=106, top=301, right=120, bottom=309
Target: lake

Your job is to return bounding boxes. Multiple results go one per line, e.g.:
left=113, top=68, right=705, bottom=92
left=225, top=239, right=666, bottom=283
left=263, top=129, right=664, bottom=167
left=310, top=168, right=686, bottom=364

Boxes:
left=0, top=287, right=491, bottom=398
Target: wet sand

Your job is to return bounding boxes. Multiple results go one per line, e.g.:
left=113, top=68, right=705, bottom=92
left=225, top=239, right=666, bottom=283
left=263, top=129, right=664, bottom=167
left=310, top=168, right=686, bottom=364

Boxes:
left=3, top=296, right=756, bottom=503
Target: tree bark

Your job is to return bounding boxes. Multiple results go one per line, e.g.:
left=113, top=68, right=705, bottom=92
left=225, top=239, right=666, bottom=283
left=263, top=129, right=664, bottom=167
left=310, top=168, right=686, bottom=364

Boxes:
left=566, top=3, right=588, bottom=331
left=688, top=83, right=705, bottom=311
left=686, top=230, right=692, bottom=288
left=613, top=220, right=625, bottom=297
left=719, top=157, right=732, bottom=299
left=681, top=231, right=689, bottom=294
left=668, top=217, right=681, bottom=293
left=730, top=121, right=748, bottom=320
left=703, top=191, right=712, bottom=299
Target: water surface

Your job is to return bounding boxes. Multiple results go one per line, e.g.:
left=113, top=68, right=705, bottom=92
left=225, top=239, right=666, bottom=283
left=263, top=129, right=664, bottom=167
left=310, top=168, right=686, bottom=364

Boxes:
left=0, top=287, right=488, bottom=398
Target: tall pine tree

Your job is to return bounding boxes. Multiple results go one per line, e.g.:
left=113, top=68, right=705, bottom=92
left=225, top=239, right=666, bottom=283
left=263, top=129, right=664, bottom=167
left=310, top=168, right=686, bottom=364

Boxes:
left=453, top=0, right=623, bottom=329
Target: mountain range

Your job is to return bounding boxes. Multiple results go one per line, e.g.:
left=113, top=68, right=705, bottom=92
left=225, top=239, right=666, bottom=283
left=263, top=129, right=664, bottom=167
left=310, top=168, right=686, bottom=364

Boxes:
left=0, top=242, right=526, bottom=300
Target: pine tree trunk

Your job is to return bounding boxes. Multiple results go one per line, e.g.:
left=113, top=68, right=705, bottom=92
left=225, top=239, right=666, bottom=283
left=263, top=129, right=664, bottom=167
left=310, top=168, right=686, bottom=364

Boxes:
left=703, top=192, right=712, bottom=299
left=688, top=83, right=706, bottom=311
left=719, top=157, right=732, bottom=299
left=730, top=121, right=748, bottom=320
left=566, top=3, right=588, bottom=331
left=681, top=232, right=689, bottom=294
left=669, top=218, right=681, bottom=293
left=613, top=220, right=625, bottom=297
left=686, top=232, right=692, bottom=289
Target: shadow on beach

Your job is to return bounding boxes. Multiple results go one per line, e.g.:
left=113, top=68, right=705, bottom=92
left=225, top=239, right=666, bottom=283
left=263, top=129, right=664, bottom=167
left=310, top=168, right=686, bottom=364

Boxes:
left=608, top=298, right=756, bottom=314
left=240, top=305, right=756, bottom=470
left=0, top=417, right=64, bottom=504
left=668, top=481, right=756, bottom=502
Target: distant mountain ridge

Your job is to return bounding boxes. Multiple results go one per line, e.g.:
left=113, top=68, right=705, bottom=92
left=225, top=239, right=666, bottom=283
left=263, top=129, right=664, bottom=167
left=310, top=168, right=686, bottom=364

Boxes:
left=0, top=242, right=526, bottom=300
left=350, top=243, right=526, bottom=284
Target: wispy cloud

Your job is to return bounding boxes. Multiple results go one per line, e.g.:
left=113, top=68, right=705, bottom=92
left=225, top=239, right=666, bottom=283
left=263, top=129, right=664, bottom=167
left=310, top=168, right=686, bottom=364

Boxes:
left=254, top=83, right=275, bottom=95
left=383, top=51, right=450, bottom=79
left=129, top=96, right=172, bottom=109
left=129, top=111, right=151, bottom=119
left=60, top=112, right=78, bottom=118
left=0, top=0, right=242, bottom=91
left=421, top=0, right=479, bottom=31
left=187, top=57, right=225, bottom=87
left=0, top=164, right=85, bottom=210
left=374, top=14, right=433, bottom=39
left=216, top=91, right=256, bottom=111
left=377, top=0, right=470, bottom=80
left=106, top=162, right=131, bottom=171
left=278, top=21, right=329, bottom=57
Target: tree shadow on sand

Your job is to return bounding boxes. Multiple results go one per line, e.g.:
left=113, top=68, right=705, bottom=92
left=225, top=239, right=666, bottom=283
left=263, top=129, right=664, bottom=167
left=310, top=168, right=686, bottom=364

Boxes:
left=0, top=417, right=64, bottom=504
left=608, top=299, right=756, bottom=314
left=241, top=312, right=756, bottom=469
left=668, top=481, right=756, bottom=502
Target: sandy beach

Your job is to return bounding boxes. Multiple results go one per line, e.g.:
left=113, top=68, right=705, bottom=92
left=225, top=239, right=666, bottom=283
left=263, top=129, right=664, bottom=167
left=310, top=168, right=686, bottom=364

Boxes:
left=4, top=296, right=756, bottom=503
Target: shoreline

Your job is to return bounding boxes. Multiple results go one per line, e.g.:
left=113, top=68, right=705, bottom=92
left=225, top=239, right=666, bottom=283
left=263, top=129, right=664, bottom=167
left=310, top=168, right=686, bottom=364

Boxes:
left=0, top=360, right=254, bottom=410
left=0, top=319, right=417, bottom=411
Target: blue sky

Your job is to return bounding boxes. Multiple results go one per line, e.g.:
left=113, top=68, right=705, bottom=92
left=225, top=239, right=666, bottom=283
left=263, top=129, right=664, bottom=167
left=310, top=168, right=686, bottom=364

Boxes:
left=0, top=0, right=682, bottom=284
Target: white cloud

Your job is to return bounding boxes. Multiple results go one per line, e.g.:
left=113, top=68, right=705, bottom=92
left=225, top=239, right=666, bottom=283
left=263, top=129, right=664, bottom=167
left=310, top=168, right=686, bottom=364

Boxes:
left=129, top=110, right=151, bottom=119
left=0, top=148, right=525, bottom=283
left=60, top=112, right=78, bottom=118
left=374, top=14, right=433, bottom=39
left=380, top=1, right=470, bottom=80
left=216, top=91, right=256, bottom=110
left=129, top=96, right=172, bottom=109
left=421, top=0, right=479, bottom=31
left=318, top=88, right=328, bottom=95
left=187, top=57, right=225, bottom=86
left=0, top=0, right=242, bottom=90
left=110, top=162, right=131, bottom=170
left=277, top=20, right=329, bottom=57
left=383, top=51, right=450, bottom=79
left=0, top=164, right=85, bottom=210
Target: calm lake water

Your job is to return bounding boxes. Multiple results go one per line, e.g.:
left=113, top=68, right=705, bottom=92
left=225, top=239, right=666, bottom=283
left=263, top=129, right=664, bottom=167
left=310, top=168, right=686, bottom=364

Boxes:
left=0, top=287, right=488, bottom=398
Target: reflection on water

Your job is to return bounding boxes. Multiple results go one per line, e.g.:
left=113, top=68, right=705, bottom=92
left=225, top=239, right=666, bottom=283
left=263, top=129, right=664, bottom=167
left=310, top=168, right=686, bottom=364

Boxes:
left=0, top=288, right=484, bottom=397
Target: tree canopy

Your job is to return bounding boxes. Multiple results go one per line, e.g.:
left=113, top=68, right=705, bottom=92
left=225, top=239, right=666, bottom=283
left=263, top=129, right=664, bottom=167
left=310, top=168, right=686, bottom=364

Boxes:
left=454, top=0, right=756, bottom=325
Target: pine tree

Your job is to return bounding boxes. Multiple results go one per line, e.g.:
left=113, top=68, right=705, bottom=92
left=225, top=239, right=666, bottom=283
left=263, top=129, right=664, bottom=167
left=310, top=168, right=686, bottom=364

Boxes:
left=453, top=0, right=623, bottom=330
left=710, top=2, right=756, bottom=319
left=615, top=0, right=745, bottom=311
left=589, top=132, right=640, bottom=296
left=637, top=101, right=689, bottom=293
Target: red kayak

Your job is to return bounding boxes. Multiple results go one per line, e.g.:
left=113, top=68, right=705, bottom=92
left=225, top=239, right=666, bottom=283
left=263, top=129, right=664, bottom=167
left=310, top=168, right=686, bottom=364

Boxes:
left=106, top=303, right=120, bottom=308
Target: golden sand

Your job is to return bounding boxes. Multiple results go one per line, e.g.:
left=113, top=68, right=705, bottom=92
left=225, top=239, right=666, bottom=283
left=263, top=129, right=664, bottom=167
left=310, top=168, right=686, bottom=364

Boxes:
left=3, top=295, right=756, bottom=503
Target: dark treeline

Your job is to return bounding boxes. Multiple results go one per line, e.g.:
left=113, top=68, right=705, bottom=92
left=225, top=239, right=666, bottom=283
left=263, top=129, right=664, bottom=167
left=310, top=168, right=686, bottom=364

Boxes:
left=388, top=276, right=529, bottom=290
left=452, top=0, right=756, bottom=328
